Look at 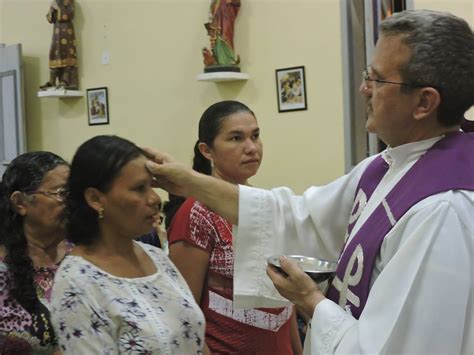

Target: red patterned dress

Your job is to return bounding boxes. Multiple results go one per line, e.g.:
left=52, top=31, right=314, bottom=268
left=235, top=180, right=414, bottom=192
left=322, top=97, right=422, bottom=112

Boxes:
left=168, top=197, right=293, bottom=354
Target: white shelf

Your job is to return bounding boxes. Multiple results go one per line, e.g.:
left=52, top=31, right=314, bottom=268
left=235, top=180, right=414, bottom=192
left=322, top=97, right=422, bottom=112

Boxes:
left=38, top=89, right=84, bottom=98
left=196, top=72, right=249, bottom=82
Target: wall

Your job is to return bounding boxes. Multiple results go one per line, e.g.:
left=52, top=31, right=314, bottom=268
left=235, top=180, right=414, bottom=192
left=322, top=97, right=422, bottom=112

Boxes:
left=0, top=0, right=472, bottom=196
left=0, top=0, right=3, bottom=42
left=0, top=0, right=345, bottom=195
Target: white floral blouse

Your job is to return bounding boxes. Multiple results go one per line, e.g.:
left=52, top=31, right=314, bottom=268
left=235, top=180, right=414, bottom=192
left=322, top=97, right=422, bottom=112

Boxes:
left=50, top=242, right=205, bottom=354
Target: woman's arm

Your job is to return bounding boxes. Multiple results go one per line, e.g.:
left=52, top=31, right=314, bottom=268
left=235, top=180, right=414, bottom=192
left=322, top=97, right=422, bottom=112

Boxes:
left=290, top=307, right=303, bottom=355
left=169, top=241, right=214, bottom=355
left=168, top=241, right=210, bottom=303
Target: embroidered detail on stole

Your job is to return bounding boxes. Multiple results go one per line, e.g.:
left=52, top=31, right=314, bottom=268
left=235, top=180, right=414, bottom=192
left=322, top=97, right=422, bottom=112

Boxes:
left=331, top=244, right=364, bottom=308
left=326, top=155, right=389, bottom=315
left=381, top=199, right=396, bottom=226
left=348, top=190, right=367, bottom=225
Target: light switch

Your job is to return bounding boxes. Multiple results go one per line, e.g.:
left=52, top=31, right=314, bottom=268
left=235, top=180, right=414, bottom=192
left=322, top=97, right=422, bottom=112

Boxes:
left=101, top=50, right=110, bottom=65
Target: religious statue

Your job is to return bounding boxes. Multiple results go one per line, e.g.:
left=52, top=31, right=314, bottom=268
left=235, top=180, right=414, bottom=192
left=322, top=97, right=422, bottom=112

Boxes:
left=202, top=0, right=241, bottom=73
left=40, top=0, right=78, bottom=90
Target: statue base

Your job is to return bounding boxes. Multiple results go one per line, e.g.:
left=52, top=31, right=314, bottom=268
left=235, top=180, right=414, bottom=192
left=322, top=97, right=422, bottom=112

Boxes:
left=38, top=88, right=84, bottom=98
left=204, top=65, right=241, bottom=73
left=196, top=72, right=249, bottom=82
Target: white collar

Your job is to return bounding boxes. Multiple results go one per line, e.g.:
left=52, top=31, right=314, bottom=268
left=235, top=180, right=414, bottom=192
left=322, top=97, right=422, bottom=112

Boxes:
left=381, top=136, right=443, bottom=168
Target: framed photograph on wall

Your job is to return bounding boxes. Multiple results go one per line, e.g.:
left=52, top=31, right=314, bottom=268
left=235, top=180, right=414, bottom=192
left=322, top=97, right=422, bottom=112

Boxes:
left=87, top=87, right=109, bottom=125
left=275, top=66, right=307, bottom=112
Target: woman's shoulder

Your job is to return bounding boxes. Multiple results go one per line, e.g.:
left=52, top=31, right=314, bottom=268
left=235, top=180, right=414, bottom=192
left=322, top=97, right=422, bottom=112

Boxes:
left=51, top=255, right=112, bottom=302
left=174, top=197, right=200, bottom=216
left=136, top=241, right=167, bottom=264
left=192, top=201, right=230, bottom=229
left=136, top=242, right=182, bottom=279
left=54, top=254, right=94, bottom=284
left=169, top=197, right=216, bottom=231
left=190, top=198, right=225, bottom=222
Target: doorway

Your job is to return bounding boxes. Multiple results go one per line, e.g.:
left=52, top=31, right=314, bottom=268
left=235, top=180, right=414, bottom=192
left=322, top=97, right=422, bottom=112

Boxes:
left=340, top=0, right=413, bottom=171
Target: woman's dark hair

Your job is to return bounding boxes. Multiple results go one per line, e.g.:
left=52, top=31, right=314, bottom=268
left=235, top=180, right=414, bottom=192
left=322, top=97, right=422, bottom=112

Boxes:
left=66, top=135, right=144, bottom=246
left=0, top=151, right=68, bottom=313
left=165, top=100, right=255, bottom=225
left=162, top=193, right=186, bottom=230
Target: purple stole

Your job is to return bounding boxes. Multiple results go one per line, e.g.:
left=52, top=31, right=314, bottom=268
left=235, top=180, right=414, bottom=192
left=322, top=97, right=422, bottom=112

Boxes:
left=326, top=132, right=474, bottom=319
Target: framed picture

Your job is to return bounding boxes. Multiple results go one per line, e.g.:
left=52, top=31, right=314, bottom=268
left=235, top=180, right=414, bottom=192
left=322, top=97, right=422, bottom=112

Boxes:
left=87, top=87, right=109, bottom=125
left=275, top=66, right=307, bottom=112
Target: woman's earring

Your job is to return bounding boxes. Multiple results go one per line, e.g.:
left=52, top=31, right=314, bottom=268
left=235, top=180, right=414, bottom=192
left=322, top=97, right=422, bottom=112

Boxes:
left=98, top=208, right=104, bottom=220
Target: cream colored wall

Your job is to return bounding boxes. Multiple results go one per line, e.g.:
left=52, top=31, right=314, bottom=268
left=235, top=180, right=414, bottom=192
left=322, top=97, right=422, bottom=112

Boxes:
left=1, top=1, right=472, bottom=196
left=1, top=0, right=344, bottom=195
left=415, top=0, right=473, bottom=19
left=0, top=0, right=3, bottom=42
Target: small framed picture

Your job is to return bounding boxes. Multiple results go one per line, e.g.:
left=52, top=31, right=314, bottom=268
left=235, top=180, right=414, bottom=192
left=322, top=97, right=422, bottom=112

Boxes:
left=87, top=87, right=109, bottom=125
left=275, top=66, right=307, bottom=112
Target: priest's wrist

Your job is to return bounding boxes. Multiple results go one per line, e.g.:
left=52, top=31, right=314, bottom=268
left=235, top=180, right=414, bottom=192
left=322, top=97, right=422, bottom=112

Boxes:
left=297, top=291, right=325, bottom=322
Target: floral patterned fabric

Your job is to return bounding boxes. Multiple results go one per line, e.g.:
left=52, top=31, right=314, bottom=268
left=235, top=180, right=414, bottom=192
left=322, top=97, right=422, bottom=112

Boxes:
left=50, top=242, right=206, bottom=354
left=0, top=243, right=72, bottom=354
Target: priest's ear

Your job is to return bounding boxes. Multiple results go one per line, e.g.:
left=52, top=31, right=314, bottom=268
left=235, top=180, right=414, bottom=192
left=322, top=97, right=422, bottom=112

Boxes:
left=413, top=87, right=441, bottom=121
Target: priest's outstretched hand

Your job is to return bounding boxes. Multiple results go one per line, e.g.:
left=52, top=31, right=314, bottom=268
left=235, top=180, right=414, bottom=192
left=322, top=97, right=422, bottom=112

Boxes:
left=143, top=146, right=240, bottom=225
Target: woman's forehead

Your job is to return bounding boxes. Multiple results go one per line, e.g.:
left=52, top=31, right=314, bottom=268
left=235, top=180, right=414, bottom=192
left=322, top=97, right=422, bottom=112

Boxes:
left=116, top=156, right=150, bottom=179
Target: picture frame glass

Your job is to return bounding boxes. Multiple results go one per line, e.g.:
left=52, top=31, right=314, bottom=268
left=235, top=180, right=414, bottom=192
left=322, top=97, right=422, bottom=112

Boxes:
left=276, top=66, right=307, bottom=112
left=87, top=87, right=109, bottom=125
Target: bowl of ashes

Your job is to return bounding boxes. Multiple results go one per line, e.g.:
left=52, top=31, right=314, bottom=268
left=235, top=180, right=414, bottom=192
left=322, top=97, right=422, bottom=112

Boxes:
left=267, top=255, right=337, bottom=283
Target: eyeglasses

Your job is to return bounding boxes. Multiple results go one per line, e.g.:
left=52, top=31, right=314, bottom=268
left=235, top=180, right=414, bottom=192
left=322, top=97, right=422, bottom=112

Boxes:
left=362, top=67, right=422, bottom=88
left=24, top=187, right=68, bottom=202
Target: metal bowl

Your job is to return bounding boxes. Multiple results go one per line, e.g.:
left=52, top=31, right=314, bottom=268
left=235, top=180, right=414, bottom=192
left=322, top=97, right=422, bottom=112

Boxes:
left=267, top=255, right=337, bottom=283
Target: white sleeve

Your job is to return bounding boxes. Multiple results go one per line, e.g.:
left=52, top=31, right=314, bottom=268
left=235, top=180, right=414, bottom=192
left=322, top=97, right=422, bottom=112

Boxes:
left=50, top=277, right=118, bottom=354
left=310, top=196, right=473, bottom=354
left=233, top=159, right=372, bottom=308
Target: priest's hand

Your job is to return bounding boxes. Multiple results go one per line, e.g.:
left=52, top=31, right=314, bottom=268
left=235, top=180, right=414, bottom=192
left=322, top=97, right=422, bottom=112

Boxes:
left=143, top=147, right=197, bottom=198
left=267, top=256, right=326, bottom=322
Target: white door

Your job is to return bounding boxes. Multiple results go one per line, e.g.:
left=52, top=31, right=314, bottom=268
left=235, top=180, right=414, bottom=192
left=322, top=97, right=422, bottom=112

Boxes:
left=0, top=43, right=26, bottom=177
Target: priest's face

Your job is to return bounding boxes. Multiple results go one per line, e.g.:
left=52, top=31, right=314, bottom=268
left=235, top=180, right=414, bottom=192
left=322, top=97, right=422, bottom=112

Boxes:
left=360, top=35, right=420, bottom=147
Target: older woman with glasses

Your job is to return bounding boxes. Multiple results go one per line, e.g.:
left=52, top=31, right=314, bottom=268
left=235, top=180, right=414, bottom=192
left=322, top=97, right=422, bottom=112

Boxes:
left=0, top=151, right=70, bottom=354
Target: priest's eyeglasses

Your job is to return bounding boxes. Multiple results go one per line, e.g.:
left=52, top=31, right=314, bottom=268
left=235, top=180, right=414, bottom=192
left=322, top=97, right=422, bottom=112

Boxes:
left=362, top=67, right=422, bottom=88
left=25, top=187, right=68, bottom=202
